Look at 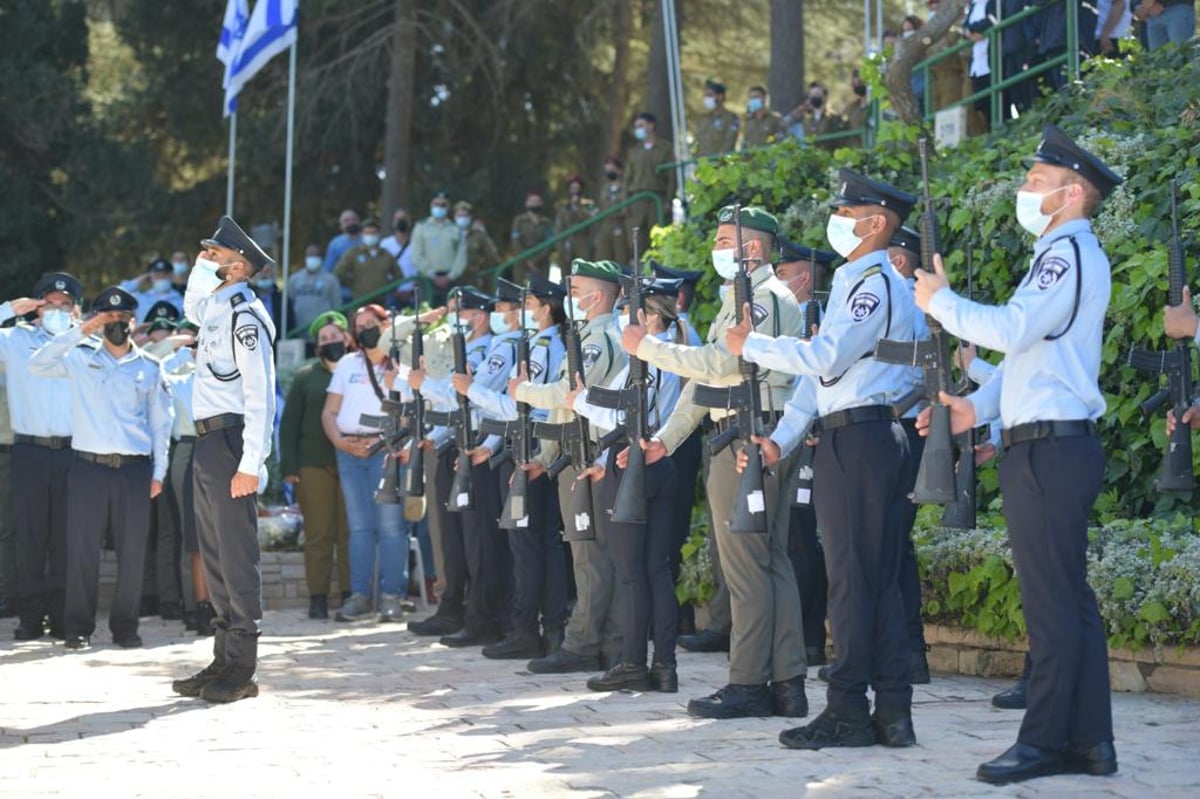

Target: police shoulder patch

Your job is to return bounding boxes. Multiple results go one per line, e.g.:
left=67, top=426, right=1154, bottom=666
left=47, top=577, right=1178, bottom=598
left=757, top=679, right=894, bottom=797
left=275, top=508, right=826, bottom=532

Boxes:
left=486, top=354, right=506, bottom=374
left=582, top=343, right=602, bottom=370
left=235, top=323, right=260, bottom=351
left=849, top=291, right=881, bottom=323
left=529, top=360, right=546, bottom=380
left=1035, top=255, right=1071, bottom=291
left=750, top=302, right=769, bottom=327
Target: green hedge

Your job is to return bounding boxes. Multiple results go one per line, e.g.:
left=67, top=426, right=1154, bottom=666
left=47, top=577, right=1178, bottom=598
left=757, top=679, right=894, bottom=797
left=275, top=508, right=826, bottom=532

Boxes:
left=651, top=40, right=1200, bottom=522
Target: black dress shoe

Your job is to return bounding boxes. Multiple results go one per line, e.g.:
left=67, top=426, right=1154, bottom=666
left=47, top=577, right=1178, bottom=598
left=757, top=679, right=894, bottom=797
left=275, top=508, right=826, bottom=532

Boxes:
left=587, top=662, right=652, bottom=692
left=678, top=629, right=730, bottom=653
left=114, top=633, right=143, bottom=649
left=48, top=621, right=65, bottom=640
left=686, top=684, right=773, bottom=719
left=407, top=612, right=464, bottom=637
left=1064, top=741, right=1118, bottom=776
left=439, top=628, right=501, bottom=648
left=805, top=645, right=826, bottom=666
left=991, top=677, right=1028, bottom=709
left=976, top=742, right=1065, bottom=785
left=779, top=706, right=877, bottom=750
left=910, top=649, right=931, bottom=685
left=482, top=630, right=543, bottom=660
left=308, top=594, right=328, bottom=620
left=872, top=707, right=917, bottom=747
left=770, top=675, right=809, bottom=718
left=816, top=664, right=831, bottom=683
left=159, top=601, right=184, bottom=621
left=14, top=622, right=44, bottom=641
left=541, top=626, right=564, bottom=657
left=527, top=647, right=600, bottom=674
left=64, top=634, right=90, bottom=650
left=650, top=662, right=678, bottom=693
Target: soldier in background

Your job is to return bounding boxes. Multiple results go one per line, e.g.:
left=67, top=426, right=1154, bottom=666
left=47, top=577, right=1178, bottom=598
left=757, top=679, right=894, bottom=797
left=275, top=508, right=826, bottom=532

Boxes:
left=623, top=113, right=675, bottom=260
left=555, top=177, right=595, bottom=265
left=694, top=79, right=739, bottom=158
left=592, top=157, right=630, bottom=267
left=742, top=86, right=789, bottom=150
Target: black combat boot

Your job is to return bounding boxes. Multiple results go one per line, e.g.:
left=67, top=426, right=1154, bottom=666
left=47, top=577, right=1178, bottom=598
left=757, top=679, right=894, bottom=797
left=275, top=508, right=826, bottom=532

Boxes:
left=200, top=629, right=259, bottom=703
left=308, top=594, right=328, bottom=620
left=173, top=624, right=227, bottom=697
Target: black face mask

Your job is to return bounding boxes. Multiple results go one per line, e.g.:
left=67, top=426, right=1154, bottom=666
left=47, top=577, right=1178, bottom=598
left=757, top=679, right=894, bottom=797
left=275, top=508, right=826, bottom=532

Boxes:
left=318, top=341, right=347, bottom=362
left=103, top=322, right=130, bottom=346
left=853, top=84, right=867, bottom=98
left=809, top=96, right=824, bottom=108
left=394, top=220, right=409, bottom=233
left=526, top=205, right=543, bottom=215
left=604, top=170, right=620, bottom=181
left=356, top=327, right=382, bottom=350
left=345, top=223, right=363, bottom=235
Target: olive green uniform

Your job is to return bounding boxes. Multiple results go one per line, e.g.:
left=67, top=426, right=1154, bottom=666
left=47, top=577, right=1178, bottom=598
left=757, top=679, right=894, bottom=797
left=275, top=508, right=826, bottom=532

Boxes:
left=623, top=138, right=675, bottom=260
left=591, top=182, right=630, bottom=266
left=334, top=244, right=402, bottom=301
left=742, top=111, right=789, bottom=149
left=462, top=226, right=501, bottom=290
left=639, top=265, right=806, bottom=686
left=510, top=213, right=555, bottom=284
left=694, top=107, right=740, bottom=157
left=555, top=199, right=596, bottom=265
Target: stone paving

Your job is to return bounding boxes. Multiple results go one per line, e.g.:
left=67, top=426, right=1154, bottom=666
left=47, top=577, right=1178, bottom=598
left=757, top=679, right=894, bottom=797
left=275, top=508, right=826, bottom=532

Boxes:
left=2, top=611, right=1198, bottom=798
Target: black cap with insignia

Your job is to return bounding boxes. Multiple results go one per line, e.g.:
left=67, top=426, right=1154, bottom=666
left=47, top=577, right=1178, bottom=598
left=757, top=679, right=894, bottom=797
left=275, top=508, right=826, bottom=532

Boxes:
left=32, top=272, right=83, bottom=304
left=651, top=262, right=703, bottom=285
left=527, top=271, right=566, bottom=301
left=1030, top=123, right=1122, bottom=199
left=495, top=278, right=523, bottom=304
left=90, top=286, right=139, bottom=314
left=200, top=215, right=275, bottom=274
left=779, top=239, right=838, bottom=266
left=831, top=168, right=917, bottom=221
left=145, top=300, right=181, bottom=331
left=642, top=277, right=682, bottom=297
left=453, top=286, right=495, bottom=312
left=887, top=226, right=921, bottom=256
left=148, top=257, right=173, bottom=274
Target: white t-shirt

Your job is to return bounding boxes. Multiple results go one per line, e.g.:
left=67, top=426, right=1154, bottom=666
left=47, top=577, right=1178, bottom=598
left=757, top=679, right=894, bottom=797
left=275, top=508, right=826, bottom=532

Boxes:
left=327, top=352, right=390, bottom=434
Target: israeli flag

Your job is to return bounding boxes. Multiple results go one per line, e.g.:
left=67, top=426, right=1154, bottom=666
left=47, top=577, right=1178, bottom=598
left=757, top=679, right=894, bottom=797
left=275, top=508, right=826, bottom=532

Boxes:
left=217, top=0, right=250, bottom=117
left=223, top=0, right=298, bottom=117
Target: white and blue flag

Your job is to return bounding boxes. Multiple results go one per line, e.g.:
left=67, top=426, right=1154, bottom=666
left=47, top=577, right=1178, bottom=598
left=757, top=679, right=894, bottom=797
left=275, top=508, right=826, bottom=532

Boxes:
left=222, top=0, right=298, bottom=117
left=218, top=0, right=251, bottom=117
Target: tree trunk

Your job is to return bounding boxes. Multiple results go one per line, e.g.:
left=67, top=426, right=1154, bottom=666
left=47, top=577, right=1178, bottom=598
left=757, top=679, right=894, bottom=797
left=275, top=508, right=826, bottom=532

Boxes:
left=645, top=0, right=673, bottom=143
left=885, top=0, right=968, bottom=127
left=380, top=0, right=416, bottom=220
left=603, top=0, right=634, bottom=168
left=768, top=0, right=805, bottom=115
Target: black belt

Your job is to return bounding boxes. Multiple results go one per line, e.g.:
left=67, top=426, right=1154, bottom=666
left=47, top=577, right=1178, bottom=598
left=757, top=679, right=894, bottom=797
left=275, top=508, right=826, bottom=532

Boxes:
left=815, top=404, right=894, bottom=434
left=0, top=444, right=10, bottom=453
left=714, top=412, right=782, bottom=435
left=13, top=434, right=72, bottom=450
left=195, top=413, right=244, bottom=436
left=1001, top=419, right=1096, bottom=450
left=76, top=451, right=150, bottom=469
left=176, top=435, right=198, bottom=443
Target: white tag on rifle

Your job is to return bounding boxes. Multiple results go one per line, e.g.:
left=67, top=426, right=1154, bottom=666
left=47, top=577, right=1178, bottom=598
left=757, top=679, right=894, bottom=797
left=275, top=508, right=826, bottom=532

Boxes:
left=798, top=465, right=813, bottom=481
left=516, top=515, right=529, bottom=528
left=456, top=492, right=470, bottom=508
left=574, top=512, right=591, bottom=532
left=746, top=490, right=765, bottom=515
left=796, top=488, right=811, bottom=504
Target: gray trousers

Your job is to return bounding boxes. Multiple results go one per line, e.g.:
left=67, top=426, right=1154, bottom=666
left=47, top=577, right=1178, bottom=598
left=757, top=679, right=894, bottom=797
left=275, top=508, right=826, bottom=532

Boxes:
left=0, top=447, right=15, bottom=599
left=193, top=426, right=262, bottom=636
left=702, top=444, right=732, bottom=634
left=559, top=463, right=623, bottom=659
left=708, top=446, right=807, bottom=685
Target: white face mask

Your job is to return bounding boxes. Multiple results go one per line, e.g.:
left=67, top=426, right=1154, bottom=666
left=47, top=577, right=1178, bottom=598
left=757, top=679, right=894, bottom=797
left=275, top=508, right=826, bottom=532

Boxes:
left=489, top=311, right=511, bottom=335
left=702, top=96, right=717, bottom=111
left=718, top=284, right=732, bottom=304
left=362, top=234, right=380, bottom=248
left=189, top=256, right=223, bottom=294
left=521, top=306, right=540, bottom=332
left=305, top=256, right=322, bottom=271
left=172, top=261, right=189, bottom=276
left=42, top=308, right=73, bottom=336
left=616, top=313, right=631, bottom=332
left=711, top=248, right=738, bottom=280
left=826, top=214, right=872, bottom=259
left=566, top=291, right=594, bottom=322
left=1015, top=187, right=1068, bottom=237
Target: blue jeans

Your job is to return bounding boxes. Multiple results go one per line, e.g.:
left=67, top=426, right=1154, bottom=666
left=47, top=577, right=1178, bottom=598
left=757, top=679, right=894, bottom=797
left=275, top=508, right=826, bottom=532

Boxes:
left=336, top=450, right=409, bottom=596
left=1147, top=5, right=1196, bottom=51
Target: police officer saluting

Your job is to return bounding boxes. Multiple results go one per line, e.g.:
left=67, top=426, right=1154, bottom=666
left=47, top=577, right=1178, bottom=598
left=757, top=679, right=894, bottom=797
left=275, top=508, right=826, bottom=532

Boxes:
left=173, top=216, right=277, bottom=703
left=29, top=288, right=172, bottom=649
left=914, top=124, right=1121, bottom=784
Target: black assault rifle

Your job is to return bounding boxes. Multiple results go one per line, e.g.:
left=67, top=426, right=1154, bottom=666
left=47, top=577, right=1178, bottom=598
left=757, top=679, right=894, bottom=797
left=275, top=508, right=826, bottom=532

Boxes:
left=941, top=244, right=979, bottom=529
left=402, top=288, right=430, bottom=497
left=791, top=247, right=822, bottom=509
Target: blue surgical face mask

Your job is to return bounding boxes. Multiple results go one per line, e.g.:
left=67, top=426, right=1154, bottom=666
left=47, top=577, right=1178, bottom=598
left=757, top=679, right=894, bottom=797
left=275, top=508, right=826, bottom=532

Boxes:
left=747, top=97, right=764, bottom=113
left=171, top=260, right=189, bottom=276
left=634, top=126, right=648, bottom=141
left=362, top=233, right=380, bottom=248
left=455, top=215, right=472, bottom=229
left=431, top=205, right=448, bottom=220
left=305, top=256, right=322, bottom=271
left=256, top=278, right=275, bottom=290
left=489, top=311, right=511, bottom=335
left=42, top=308, right=73, bottom=336
left=152, top=278, right=173, bottom=293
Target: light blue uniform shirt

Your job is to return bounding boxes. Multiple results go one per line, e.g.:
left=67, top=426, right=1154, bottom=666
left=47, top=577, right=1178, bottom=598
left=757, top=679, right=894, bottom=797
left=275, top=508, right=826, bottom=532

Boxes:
left=468, top=326, right=565, bottom=423
left=29, top=327, right=173, bottom=481
left=120, top=282, right=184, bottom=322
left=423, top=332, right=491, bottom=448
left=928, top=218, right=1109, bottom=427
left=0, top=305, right=73, bottom=438
left=160, top=347, right=198, bottom=440
left=742, top=250, right=917, bottom=455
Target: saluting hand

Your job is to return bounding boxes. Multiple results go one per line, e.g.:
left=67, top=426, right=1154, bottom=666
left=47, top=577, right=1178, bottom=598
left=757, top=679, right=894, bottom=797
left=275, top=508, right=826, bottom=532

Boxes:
left=915, top=391, right=978, bottom=437
left=9, top=297, right=45, bottom=316
left=1164, top=286, right=1199, bottom=340
left=725, top=303, right=754, bottom=357
left=620, top=309, right=650, bottom=355
left=913, top=253, right=950, bottom=312
left=150, top=480, right=163, bottom=499
left=230, top=471, right=258, bottom=498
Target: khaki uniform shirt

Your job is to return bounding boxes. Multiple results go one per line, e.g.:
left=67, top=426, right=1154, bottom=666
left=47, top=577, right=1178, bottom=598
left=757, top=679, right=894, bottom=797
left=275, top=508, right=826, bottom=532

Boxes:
left=742, top=111, right=789, bottom=149
left=334, top=245, right=402, bottom=300
left=624, top=138, right=676, bottom=198
left=555, top=199, right=596, bottom=264
left=694, top=108, right=740, bottom=157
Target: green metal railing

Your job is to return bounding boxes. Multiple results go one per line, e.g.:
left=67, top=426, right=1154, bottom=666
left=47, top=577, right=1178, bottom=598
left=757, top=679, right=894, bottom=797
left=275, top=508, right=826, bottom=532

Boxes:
left=284, top=190, right=665, bottom=339
left=917, top=0, right=1080, bottom=129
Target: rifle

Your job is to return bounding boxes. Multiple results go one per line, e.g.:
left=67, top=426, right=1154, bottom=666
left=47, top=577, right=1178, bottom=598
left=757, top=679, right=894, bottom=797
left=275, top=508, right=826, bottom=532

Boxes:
left=791, top=248, right=822, bottom=508
left=1128, top=179, right=1194, bottom=493
left=444, top=299, right=476, bottom=512
left=360, top=395, right=413, bottom=505
left=587, top=231, right=649, bottom=524
left=402, top=287, right=429, bottom=497
left=479, top=287, right=535, bottom=529
left=531, top=275, right=597, bottom=540
left=941, top=243, right=979, bottom=529
left=874, top=137, right=956, bottom=504
left=693, top=205, right=769, bottom=533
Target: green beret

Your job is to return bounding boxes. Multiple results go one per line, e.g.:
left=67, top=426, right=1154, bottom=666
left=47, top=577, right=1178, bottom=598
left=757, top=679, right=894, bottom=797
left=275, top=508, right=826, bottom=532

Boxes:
left=570, top=259, right=623, bottom=284
left=308, top=310, right=349, bottom=340
left=716, top=205, right=779, bottom=236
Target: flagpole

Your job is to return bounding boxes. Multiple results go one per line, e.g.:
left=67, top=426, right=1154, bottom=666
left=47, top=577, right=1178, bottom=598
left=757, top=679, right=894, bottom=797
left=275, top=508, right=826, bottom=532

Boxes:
left=280, top=39, right=297, bottom=341
left=226, top=110, right=237, bottom=216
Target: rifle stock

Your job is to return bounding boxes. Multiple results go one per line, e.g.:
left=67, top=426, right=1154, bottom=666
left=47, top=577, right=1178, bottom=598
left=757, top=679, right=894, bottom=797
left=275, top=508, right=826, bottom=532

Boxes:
left=497, top=287, right=536, bottom=529
left=403, top=287, right=428, bottom=497
left=447, top=319, right=476, bottom=512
